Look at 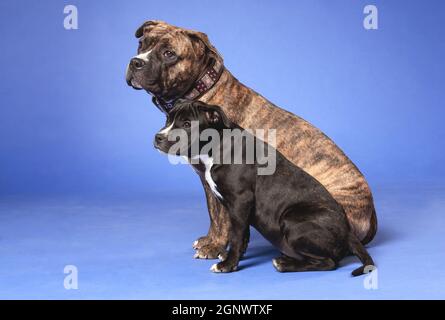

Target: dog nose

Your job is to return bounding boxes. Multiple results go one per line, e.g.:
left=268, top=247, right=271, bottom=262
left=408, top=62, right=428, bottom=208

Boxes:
left=130, top=58, right=145, bottom=70
left=155, top=133, right=165, bottom=144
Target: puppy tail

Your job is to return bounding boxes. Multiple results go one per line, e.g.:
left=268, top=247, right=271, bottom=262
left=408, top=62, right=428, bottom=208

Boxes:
left=348, top=233, right=375, bottom=277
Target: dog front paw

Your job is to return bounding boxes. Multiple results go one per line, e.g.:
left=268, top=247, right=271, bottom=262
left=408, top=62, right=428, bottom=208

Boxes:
left=192, top=236, right=212, bottom=250
left=210, top=261, right=238, bottom=273
left=194, top=243, right=227, bottom=260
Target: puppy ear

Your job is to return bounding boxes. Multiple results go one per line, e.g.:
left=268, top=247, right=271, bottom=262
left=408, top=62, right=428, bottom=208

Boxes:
left=202, top=104, right=231, bottom=128
left=186, top=30, right=223, bottom=62
left=135, top=20, right=161, bottom=38
left=174, top=98, right=191, bottom=107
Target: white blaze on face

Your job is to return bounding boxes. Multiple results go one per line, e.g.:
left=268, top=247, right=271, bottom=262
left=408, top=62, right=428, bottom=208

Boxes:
left=134, top=49, right=152, bottom=62
left=127, top=50, right=153, bottom=89
left=159, top=122, right=174, bottom=137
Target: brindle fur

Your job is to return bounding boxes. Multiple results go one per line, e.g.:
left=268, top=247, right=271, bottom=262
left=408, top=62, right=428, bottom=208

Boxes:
left=127, top=21, right=377, bottom=258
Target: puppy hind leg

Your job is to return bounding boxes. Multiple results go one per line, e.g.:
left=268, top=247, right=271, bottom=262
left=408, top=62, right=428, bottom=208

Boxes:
left=274, top=205, right=343, bottom=272
left=272, top=254, right=337, bottom=273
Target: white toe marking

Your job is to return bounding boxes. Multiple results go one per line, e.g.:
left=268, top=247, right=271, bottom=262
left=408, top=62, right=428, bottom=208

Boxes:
left=210, top=264, right=220, bottom=272
left=194, top=252, right=208, bottom=259
left=272, top=259, right=279, bottom=269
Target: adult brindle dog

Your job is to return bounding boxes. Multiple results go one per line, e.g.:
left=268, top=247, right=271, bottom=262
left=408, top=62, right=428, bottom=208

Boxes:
left=126, top=21, right=377, bottom=259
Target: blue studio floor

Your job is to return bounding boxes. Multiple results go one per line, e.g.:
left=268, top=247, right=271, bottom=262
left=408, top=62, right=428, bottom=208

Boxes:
left=0, top=184, right=444, bottom=300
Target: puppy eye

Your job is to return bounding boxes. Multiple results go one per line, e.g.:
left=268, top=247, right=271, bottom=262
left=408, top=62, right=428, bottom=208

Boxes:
left=163, top=50, right=176, bottom=58
left=183, top=121, right=191, bottom=128
left=138, top=41, right=143, bottom=50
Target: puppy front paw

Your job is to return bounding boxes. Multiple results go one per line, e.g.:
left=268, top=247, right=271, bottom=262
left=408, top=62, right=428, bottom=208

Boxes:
left=210, top=261, right=238, bottom=273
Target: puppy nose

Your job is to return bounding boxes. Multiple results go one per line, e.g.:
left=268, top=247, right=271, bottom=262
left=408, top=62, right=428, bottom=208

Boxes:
left=130, top=58, right=145, bottom=70
left=155, top=133, right=165, bottom=144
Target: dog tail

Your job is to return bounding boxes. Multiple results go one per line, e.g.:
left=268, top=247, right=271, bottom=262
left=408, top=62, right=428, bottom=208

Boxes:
left=348, top=233, right=375, bottom=277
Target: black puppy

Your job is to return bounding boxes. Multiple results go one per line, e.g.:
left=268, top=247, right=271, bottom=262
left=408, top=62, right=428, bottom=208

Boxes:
left=154, top=100, right=374, bottom=275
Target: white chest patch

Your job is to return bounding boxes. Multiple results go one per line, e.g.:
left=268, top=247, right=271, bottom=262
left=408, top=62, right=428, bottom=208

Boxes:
left=198, top=155, right=223, bottom=200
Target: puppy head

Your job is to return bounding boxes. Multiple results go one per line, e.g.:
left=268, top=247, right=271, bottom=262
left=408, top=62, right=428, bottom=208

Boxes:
left=153, top=99, right=232, bottom=157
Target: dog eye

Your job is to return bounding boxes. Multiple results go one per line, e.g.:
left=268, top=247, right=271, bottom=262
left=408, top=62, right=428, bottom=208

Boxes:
left=183, top=121, right=191, bottom=128
left=163, top=50, right=176, bottom=58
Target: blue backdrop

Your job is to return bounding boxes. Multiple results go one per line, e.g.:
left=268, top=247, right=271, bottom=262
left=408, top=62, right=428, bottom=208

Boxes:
left=1, top=0, right=444, bottom=197
left=0, top=0, right=444, bottom=299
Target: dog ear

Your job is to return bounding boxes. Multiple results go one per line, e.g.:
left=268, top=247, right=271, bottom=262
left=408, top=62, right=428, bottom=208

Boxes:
left=186, top=30, right=223, bottom=62
left=135, top=20, right=162, bottom=38
left=201, top=104, right=231, bottom=128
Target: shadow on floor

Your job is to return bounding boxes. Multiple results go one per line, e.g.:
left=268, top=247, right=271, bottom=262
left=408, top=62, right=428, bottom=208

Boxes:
left=365, top=223, right=399, bottom=248
left=240, top=223, right=394, bottom=271
left=239, top=244, right=280, bottom=270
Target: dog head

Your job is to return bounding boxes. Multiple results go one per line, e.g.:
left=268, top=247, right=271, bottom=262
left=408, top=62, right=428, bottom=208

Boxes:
left=126, top=21, right=223, bottom=102
left=153, top=99, right=231, bottom=157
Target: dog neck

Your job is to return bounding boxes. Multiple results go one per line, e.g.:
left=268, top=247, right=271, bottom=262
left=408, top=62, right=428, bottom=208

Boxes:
left=152, top=58, right=225, bottom=114
left=196, top=68, right=265, bottom=127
